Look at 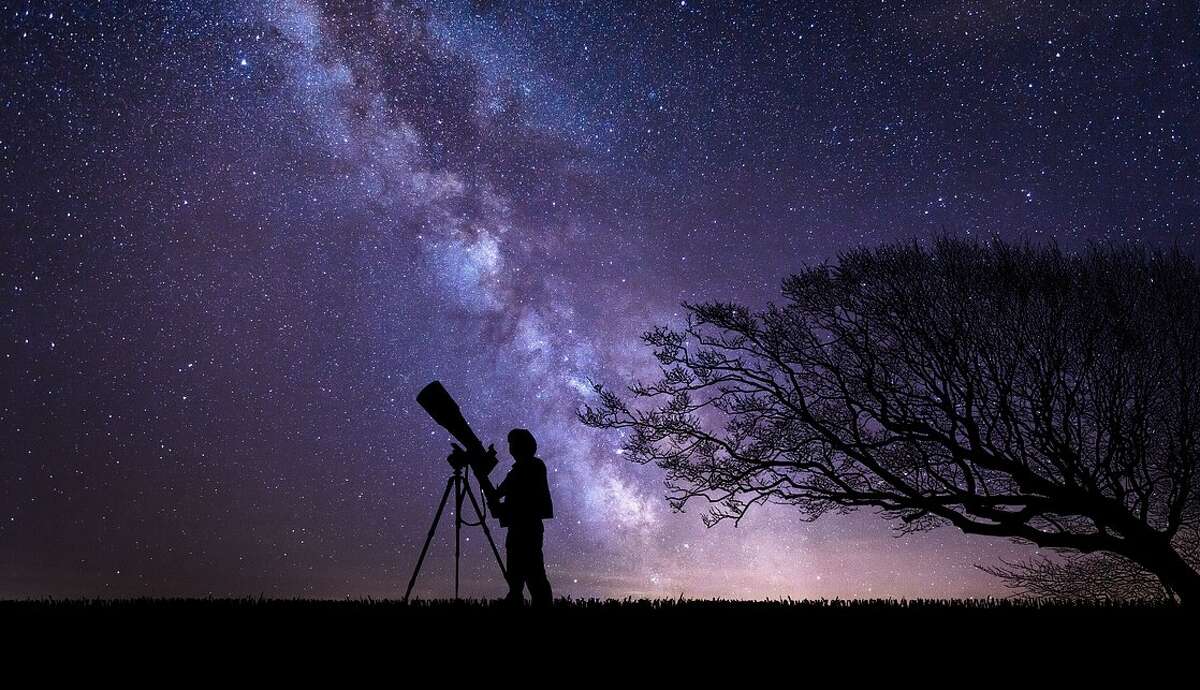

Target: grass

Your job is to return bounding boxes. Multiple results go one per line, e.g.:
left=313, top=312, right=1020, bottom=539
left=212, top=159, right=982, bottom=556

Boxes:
left=3, top=595, right=1182, bottom=618
left=1, top=597, right=1189, bottom=658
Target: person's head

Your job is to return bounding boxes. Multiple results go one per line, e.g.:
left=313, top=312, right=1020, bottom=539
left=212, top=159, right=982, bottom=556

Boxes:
left=507, top=428, right=537, bottom=460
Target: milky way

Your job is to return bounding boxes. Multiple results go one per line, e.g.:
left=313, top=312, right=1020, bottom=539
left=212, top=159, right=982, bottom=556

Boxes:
left=2, top=1, right=1196, bottom=598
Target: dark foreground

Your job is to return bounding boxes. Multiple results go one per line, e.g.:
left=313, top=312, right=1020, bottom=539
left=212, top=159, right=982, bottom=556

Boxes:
left=3, top=598, right=1192, bottom=666
left=3, top=595, right=1187, bottom=628
left=3, top=595, right=1179, bottom=610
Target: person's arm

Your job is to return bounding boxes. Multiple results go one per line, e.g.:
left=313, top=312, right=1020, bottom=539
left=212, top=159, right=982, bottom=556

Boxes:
left=539, top=462, right=554, bottom=519
left=494, top=472, right=511, bottom=499
left=479, top=469, right=511, bottom=525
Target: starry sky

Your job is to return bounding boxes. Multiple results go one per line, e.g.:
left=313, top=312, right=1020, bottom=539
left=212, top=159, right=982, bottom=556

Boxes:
left=2, top=1, right=1196, bottom=599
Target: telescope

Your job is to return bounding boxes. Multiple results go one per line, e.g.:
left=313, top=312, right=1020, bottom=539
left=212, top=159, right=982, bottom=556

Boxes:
left=404, top=381, right=508, bottom=602
left=416, top=380, right=499, bottom=478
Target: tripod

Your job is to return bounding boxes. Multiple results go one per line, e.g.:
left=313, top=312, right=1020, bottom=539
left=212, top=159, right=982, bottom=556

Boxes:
left=403, top=466, right=507, bottom=602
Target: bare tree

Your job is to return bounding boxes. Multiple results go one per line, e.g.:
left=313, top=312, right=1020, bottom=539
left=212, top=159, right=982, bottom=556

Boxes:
left=579, top=238, right=1200, bottom=605
left=979, top=525, right=1199, bottom=601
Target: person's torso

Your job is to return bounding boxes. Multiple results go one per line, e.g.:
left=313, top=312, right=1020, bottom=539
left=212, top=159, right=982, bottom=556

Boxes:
left=503, top=457, right=553, bottom=523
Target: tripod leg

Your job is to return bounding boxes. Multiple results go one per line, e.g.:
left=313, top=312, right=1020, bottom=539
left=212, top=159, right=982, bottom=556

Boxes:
left=463, top=479, right=508, bottom=579
left=454, top=473, right=464, bottom=599
left=402, top=474, right=456, bottom=603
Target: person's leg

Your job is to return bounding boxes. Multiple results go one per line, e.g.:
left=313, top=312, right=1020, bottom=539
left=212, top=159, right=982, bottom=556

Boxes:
left=527, top=529, right=552, bottom=607
left=504, top=530, right=525, bottom=605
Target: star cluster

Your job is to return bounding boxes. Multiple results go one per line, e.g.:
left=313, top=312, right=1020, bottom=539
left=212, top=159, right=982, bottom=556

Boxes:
left=1, top=1, right=1196, bottom=598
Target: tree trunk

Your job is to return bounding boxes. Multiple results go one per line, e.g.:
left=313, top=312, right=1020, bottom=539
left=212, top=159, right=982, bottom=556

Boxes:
left=1137, top=542, right=1200, bottom=606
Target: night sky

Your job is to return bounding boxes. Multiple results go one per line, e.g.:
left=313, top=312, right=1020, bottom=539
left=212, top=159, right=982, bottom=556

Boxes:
left=2, top=1, right=1196, bottom=599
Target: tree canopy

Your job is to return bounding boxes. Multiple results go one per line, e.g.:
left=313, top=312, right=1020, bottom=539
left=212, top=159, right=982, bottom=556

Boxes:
left=580, top=238, right=1200, bottom=604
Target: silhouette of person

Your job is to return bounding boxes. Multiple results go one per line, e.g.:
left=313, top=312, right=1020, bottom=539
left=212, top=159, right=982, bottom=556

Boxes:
left=492, top=428, right=553, bottom=607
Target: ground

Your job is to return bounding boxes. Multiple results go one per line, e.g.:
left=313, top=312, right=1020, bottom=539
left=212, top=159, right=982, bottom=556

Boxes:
left=4, top=596, right=1186, bottom=630
left=1, top=598, right=1190, bottom=672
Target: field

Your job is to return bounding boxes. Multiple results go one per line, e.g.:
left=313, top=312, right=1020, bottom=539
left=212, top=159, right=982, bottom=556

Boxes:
left=3, top=597, right=1190, bottom=664
left=4, top=595, right=1184, bottom=627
